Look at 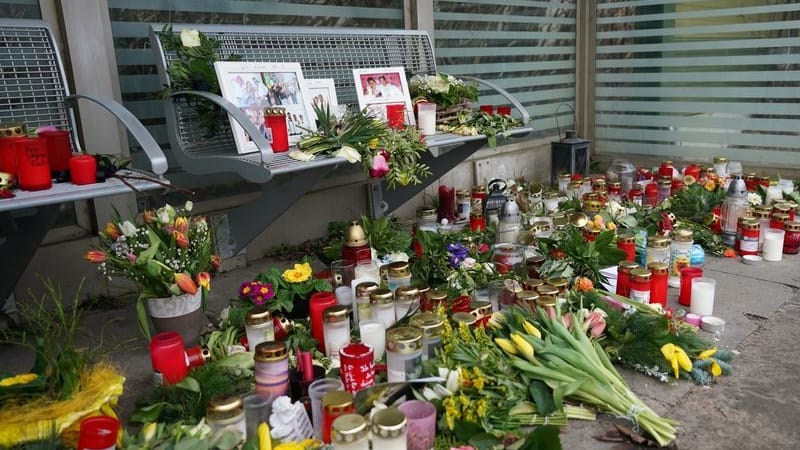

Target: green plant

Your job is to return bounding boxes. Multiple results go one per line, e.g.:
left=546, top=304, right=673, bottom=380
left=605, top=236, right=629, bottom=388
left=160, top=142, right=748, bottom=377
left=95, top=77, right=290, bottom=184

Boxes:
left=409, top=73, right=478, bottom=109
left=438, top=111, right=521, bottom=147
left=536, top=228, right=626, bottom=285
left=377, top=126, right=432, bottom=189
left=359, top=214, right=413, bottom=256
left=296, top=103, right=387, bottom=157
left=253, top=259, right=332, bottom=314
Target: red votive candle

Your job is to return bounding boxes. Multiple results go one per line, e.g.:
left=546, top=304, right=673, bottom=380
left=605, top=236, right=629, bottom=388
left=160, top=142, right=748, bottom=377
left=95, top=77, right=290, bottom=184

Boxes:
left=339, top=342, right=375, bottom=393
left=309, top=291, right=337, bottom=353
left=386, top=104, right=406, bottom=129
left=438, top=184, right=455, bottom=222
left=470, top=214, right=485, bottom=232
left=648, top=262, right=668, bottom=307
left=684, top=164, right=700, bottom=182
left=0, top=136, right=24, bottom=175
left=497, top=105, right=511, bottom=116
left=149, top=331, right=188, bottom=385
left=16, top=137, right=51, bottom=191
left=38, top=129, right=72, bottom=173
left=617, top=234, right=636, bottom=262
left=616, top=261, right=637, bottom=298
left=77, top=416, right=120, bottom=450
left=678, top=267, right=703, bottom=307
left=479, top=105, right=494, bottom=114
left=70, top=154, right=97, bottom=185
left=265, top=107, right=289, bottom=152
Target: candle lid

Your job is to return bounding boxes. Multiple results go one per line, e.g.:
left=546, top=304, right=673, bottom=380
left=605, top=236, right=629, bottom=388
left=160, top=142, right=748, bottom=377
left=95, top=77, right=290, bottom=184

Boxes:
left=207, top=395, right=243, bottom=413
left=386, top=327, right=422, bottom=353
left=526, top=254, right=545, bottom=265
left=469, top=300, right=492, bottom=317
left=740, top=218, right=760, bottom=230
left=536, top=295, right=557, bottom=307
left=630, top=268, right=652, bottom=281
left=416, top=206, right=437, bottom=219
left=784, top=221, right=800, bottom=231
left=456, top=189, right=470, bottom=197
left=551, top=212, right=569, bottom=229
left=773, top=203, right=791, bottom=213
left=332, top=414, right=368, bottom=443
left=672, top=228, right=694, bottom=242
left=371, top=407, right=407, bottom=437
left=617, top=233, right=636, bottom=244
left=451, top=312, right=477, bottom=326
left=245, top=306, right=272, bottom=325
left=753, top=209, right=771, bottom=219
left=388, top=261, right=410, bottom=277
left=254, top=341, right=287, bottom=362
left=264, top=106, right=287, bottom=116
left=414, top=283, right=430, bottom=295
left=322, top=390, right=354, bottom=412
left=545, top=277, right=568, bottom=289
left=569, top=212, right=588, bottom=228
left=355, top=281, right=379, bottom=299
left=618, top=260, right=639, bottom=271
left=660, top=160, right=673, bottom=166
left=771, top=212, right=789, bottom=222
left=584, top=200, right=604, bottom=211
left=323, top=305, right=349, bottom=323
left=700, top=316, right=725, bottom=333
left=646, top=261, right=669, bottom=274
left=472, top=185, right=487, bottom=194
left=523, top=278, right=544, bottom=290
left=409, top=312, right=443, bottom=338
left=544, top=192, right=559, bottom=200
left=536, top=285, right=559, bottom=296
left=427, top=289, right=448, bottom=301
left=345, top=221, right=368, bottom=247
left=369, top=288, right=394, bottom=305
left=516, top=290, right=540, bottom=302
left=0, top=123, right=26, bottom=137
left=558, top=173, right=572, bottom=181
left=395, top=285, right=419, bottom=302
left=713, top=156, right=728, bottom=164
left=647, top=236, right=670, bottom=248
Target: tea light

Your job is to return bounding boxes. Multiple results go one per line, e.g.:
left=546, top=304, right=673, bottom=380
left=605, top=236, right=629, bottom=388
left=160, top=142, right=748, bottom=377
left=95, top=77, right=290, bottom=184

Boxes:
left=762, top=229, right=785, bottom=262
left=689, top=277, right=716, bottom=317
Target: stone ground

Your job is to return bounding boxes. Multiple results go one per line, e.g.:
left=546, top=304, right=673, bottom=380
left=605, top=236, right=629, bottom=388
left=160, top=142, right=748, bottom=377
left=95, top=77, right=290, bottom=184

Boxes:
left=2, top=254, right=799, bottom=449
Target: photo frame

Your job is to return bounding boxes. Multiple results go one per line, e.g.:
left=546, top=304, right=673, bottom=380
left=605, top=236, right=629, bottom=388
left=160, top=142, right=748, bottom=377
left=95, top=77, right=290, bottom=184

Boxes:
left=304, top=78, right=340, bottom=115
left=214, top=61, right=316, bottom=154
left=352, top=67, right=415, bottom=126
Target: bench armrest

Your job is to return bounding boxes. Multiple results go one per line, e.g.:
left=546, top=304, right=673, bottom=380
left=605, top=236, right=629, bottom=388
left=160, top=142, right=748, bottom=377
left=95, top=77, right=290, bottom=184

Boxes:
left=461, top=76, right=531, bottom=125
left=64, top=94, right=169, bottom=176
left=167, top=90, right=275, bottom=166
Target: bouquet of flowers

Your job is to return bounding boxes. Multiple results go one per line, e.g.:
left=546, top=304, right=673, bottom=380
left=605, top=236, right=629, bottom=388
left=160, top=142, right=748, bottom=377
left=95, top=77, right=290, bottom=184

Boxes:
left=84, top=201, right=218, bottom=337
left=249, top=260, right=332, bottom=316
left=411, top=230, right=498, bottom=297
left=409, top=73, right=478, bottom=110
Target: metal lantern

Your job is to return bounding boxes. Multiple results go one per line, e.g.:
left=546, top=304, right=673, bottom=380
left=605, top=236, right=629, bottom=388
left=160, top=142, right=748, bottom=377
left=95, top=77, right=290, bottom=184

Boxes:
left=551, top=130, right=590, bottom=186
left=483, top=179, right=508, bottom=226
left=719, top=175, right=748, bottom=247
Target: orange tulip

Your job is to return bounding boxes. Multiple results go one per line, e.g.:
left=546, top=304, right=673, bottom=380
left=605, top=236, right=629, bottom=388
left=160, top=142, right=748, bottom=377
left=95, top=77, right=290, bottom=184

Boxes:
left=196, top=272, right=211, bottom=291
left=104, top=222, right=120, bottom=240
left=174, top=231, right=190, bottom=249
left=175, top=272, right=198, bottom=295
left=143, top=209, right=156, bottom=224
left=174, top=216, right=189, bottom=234
left=84, top=250, right=106, bottom=263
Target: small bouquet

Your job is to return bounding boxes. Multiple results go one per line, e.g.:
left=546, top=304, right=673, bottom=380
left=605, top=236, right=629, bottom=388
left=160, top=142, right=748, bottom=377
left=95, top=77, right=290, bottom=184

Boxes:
left=248, top=260, right=332, bottom=316
left=409, top=73, right=478, bottom=109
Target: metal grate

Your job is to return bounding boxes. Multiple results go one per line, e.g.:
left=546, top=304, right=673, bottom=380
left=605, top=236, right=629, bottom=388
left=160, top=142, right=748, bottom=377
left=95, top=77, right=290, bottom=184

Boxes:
left=153, top=26, right=436, bottom=168
left=0, top=24, right=72, bottom=134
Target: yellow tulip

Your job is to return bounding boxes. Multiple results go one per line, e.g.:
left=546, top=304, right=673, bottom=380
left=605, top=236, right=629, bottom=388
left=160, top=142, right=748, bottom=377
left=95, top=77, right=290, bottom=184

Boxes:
left=710, top=361, right=722, bottom=377
left=522, top=320, right=542, bottom=339
left=258, top=422, right=272, bottom=450
left=142, top=423, right=157, bottom=443
left=511, top=333, right=535, bottom=361
left=660, top=343, right=692, bottom=379
left=494, top=338, right=518, bottom=355
left=697, top=348, right=717, bottom=360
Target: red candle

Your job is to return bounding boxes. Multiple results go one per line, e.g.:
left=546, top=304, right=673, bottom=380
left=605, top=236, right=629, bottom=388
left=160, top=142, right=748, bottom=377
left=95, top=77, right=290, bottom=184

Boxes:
left=38, top=129, right=72, bottom=173
left=149, top=331, right=189, bottom=385
left=264, top=107, right=289, bottom=152
left=386, top=104, right=406, bottom=129
left=644, top=183, right=659, bottom=206
left=77, top=416, right=120, bottom=450
left=684, top=164, right=701, bottom=182
left=616, top=262, right=637, bottom=297
left=479, top=105, right=494, bottom=114
left=70, top=154, right=97, bottom=185
left=437, top=184, right=455, bottom=222
left=339, top=343, right=375, bottom=393
left=470, top=214, right=485, bottom=232
left=0, top=136, right=24, bottom=175
left=617, top=235, right=636, bottom=262
left=309, top=291, right=337, bottom=353
left=16, top=137, right=51, bottom=191
left=648, top=262, right=668, bottom=307
left=678, top=267, right=703, bottom=307
left=497, top=105, right=511, bottom=116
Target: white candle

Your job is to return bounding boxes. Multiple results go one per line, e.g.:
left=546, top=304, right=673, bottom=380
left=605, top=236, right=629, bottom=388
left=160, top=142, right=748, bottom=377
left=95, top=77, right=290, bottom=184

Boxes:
left=417, top=102, right=437, bottom=135
left=763, top=229, right=784, bottom=262
left=358, top=320, right=385, bottom=361
left=354, top=261, right=380, bottom=284
left=690, top=278, right=716, bottom=317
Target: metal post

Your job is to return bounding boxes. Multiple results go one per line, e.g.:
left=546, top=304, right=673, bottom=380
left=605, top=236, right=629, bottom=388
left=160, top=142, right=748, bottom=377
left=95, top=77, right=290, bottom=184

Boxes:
left=575, top=0, right=597, bottom=141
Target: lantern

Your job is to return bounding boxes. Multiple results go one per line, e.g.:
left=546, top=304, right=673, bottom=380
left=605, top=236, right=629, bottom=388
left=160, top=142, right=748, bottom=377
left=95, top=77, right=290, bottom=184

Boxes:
left=719, top=175, right=748, bottom=246
left=551, top=130, right=590, bottom=187
left=483, top=179, right=507, bottom=227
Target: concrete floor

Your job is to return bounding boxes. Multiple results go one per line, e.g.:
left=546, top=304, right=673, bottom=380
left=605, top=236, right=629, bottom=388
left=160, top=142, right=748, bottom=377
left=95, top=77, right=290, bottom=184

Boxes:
left=2, top=254, right=798, bottom=449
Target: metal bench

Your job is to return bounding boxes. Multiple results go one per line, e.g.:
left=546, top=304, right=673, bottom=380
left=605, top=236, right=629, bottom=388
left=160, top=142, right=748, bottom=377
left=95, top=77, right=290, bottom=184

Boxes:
left=150, top=24, right=532, bottom=256
left=0, top=19, right=169, bottom=300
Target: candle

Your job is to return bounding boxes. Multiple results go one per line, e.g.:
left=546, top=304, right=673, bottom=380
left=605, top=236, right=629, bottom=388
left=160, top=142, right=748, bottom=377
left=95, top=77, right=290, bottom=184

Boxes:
left=762, top=229, right=785, bottom=261
left=496, top=105, right=511, bottom=116
left=438, top=185, right=455, bottom=222
left=77, top=416, right=120, bottom=450
left=38, top=129, right=72, bottom=174
left=353, top=261, right=380, bottom=284
left=70, top=154, right=97, bottom=185
left=309, top=291, right=337, bottom=353
left=16, top=137, right=51, bottom=191
left=358, top=320, right=385, bottom=361
left=264, top=107, right=289, bottom=152
left=322, top=305, right=350, bottom=366
left=386, top=104, right=406, bottom=129
left=689, top=277, right=716, bottom=317
left=479, top=105, right=494, bottom=114
left=416, top=102, right=436, bottom=135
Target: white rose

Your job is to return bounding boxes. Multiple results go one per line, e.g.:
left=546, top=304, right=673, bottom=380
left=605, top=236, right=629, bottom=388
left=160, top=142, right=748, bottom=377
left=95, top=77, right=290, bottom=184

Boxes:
left=179, top=29, right=201, bottom=48
left=333, top=145, right=361, bottom=164
left=184, top=200, right=194, bottom=212
left=288, top=150, right=315, bottom=161
left=120, top=220, right=138, bottom=237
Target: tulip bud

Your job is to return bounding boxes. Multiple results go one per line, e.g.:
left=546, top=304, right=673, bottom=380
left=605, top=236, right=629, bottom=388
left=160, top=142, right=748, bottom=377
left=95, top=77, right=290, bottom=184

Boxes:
left=494, top=338, right=517, bottom=356
left=196, top=272, right=211, bottom=291
left=174, top=272, right=198, bottom=295
left=174, top=216, right=189, bottom=234
left=84, top=250, right=107, bottom=263
left=174, top=231, right=190, bottom=249
left=104, top=222, right=120, bottom=240
left=510, top=333, right=535, bottom=361
left=522, top=320, right=542, bottom=339
left=143, top=422, right=158, bottom=442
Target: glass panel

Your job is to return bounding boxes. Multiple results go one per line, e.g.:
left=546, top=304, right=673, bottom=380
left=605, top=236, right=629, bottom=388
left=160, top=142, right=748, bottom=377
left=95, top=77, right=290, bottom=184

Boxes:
left=0, top=0, right=41, bottom=19
left=595, top=0, right=800, bottom=167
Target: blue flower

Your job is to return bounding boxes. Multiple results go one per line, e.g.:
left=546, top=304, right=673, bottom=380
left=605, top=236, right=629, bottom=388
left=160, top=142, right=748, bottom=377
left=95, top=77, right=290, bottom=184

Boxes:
left=447, top=242, right=469, bottom=268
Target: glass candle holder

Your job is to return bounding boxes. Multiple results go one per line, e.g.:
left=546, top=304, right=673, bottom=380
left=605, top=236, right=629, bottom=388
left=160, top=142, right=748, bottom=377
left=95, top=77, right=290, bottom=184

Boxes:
left=409, top=312, right=443, bottom=361
left=206, top=395, right=246, bottom=439
left=763, top=229, right=785, bottom=261
left=370, top=288, right=396, bottom=328
left=386, top=327, right=423, bottom=382
left=331, top=259, right=356, bottom=289
left=149, top=331, right=188, bottom=386
left=308, top=378, right=344, bottom=440
left=38, top=129, right=72, bottom=174
left=387, top=261, right=412, bottom=292
left=491, top=243, right=525, bottom=275
left=243, top=392, right=273, bottom=440
left=438, top=185, right=456, bottom=222
left=690, top=277, right=716, bottom=317
left=416, top=102, right=436, bottom=135
left=245, top=306, right=274, bottom=352
left=339, top=343, right=375, bottom=393
left=69, top=154, right=97, bottom=185
left=358, top=320, right=386, bottom=362
left=394, top=285, right=420, bottom=320
left=397, top=400, right=436, bottom=450
left=386, top=104, right=406, bottom=129
left=265, top=107, right=289, bottom=152
left=16, top=137, right=51, bottom=191
left=332, top=414, right=369, bottom=450
left=354, top=261, right=380, bottom=284
left=679, top=267, right=703, bottom=307
left=310, top=291, right=338, bottom=353
left=323, top=305, right=351, bottom=366
left=322, top=391, right=354, bottom=443
left=254, top=341, right=289, bottom=399
left=371, top=407, right=408, bottom=449
left=353, top=280, right=378, bottom=324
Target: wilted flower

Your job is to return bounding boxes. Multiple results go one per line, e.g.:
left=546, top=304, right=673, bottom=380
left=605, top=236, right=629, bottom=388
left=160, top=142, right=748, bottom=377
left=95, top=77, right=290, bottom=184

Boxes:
left=334, top=145, right=361, bottom=164
left=143, top=209, right=156, bottom=224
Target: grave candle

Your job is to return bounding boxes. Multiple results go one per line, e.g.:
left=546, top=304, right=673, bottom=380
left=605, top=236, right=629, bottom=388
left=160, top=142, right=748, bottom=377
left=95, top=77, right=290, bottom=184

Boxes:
left=690, top=277, right=716, bottom=317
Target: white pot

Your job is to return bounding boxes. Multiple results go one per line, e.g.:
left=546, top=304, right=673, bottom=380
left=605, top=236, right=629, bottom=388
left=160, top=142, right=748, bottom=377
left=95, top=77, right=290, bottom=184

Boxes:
left=147, top=290, right=205, bottom=346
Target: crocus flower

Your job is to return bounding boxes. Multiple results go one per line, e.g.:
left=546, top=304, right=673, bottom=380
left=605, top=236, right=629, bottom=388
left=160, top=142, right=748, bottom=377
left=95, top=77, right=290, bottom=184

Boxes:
left=174, top=231, right=190, bottom=249
left=84, top=250, right=106, bottom=263
left=175, top=272, right=198, bottom=295
left=196, top=272, right=211, bottom=291
left=104, top=222, right=120, bottom=241
left=369, top=153, right=389, bottom=178
left=447, top=242, right=469, bottom=268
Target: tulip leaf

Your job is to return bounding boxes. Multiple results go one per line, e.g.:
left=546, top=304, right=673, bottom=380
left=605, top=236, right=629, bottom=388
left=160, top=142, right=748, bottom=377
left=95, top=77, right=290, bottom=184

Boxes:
left=136, top=229, right=161, bottom=263
left=145, top=259, right=161, bottom=277
left=469, top=433, right=500, bottom=450
left=176, top=376, right=201, bottom=392
left=453, top=420, right=483, bottom=443
left=529, top=380, right=557, bottom=416
left=130, top=402, right=167, bottom=423
left=520, top=426, right=562, bottom=450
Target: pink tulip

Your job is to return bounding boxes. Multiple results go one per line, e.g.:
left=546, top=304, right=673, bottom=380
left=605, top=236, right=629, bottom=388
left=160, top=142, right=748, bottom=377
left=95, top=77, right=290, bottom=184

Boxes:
left=369, top=153, right=389, bottom=178
left=175, top=272, right=198, bottom=295
left=546, top=306, right=557, bottom=321
left=584, top=310, right=606, bottom=338
left=562, top=313, right=573, bottom=330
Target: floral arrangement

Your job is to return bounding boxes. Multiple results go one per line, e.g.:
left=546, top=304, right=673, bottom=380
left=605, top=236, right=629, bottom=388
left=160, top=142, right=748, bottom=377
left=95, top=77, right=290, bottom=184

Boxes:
left=245, top=260, right=332, bottom=314
left=157, top=25, right=241, bottom=135
left=84, top=201, right=218, bottom=337
left=536, top=226, right=626, bottom=285
left=409, top=73, right=478, bottom=109
left=437, top=111, right=521, bottom=148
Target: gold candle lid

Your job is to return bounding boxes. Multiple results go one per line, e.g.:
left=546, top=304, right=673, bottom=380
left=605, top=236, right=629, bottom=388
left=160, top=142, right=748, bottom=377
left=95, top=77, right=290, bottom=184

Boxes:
left=457, top=189, right=470, bottom=198
left=713, top=156, right=728, bottom=164
left=630, top=268, right=652, bottom=281
left=646, top=236, right=670, bottom=248
left=245, top=306, right=272, bottom=325
left=618, top=260, right=639, bottom=272
left=546, top=277, right=568, bottom=289
left=345, top=221, right=368, bottom=247
left=395, top=285, right=420, bottom=302
left=322, top=390, right=354, bottom=412
left=740, top=218, right=760, bottom=230
left=617, top=233, right=635, bottom=244
left=332, top=414, right=368, bottom=443
left=472, top=185, right=487, bottom=194
left=207, top=395, right=243, bottom=414
left=355, top=281, right=379, bottom=299
left=569, top=212, right=588, bottom=228
left=771, top=212, right=789, bottom=223
left=536, top=295, right=557, bottom=307
left=409, top=312, right=443, bottom=338
left=784, top=220, right=800, bottom=231
left=558, top=173, right=572, bottom=181
left=414, top=283, right=430, bottom=295
left=323, top=305, right=349, bottom=323
left=386, top=327, right=422, bottom=353
left=647, top=262, right=669, bottom=275
left=427, top=289, right=448, bottom=301
left=416, top=206, right=437, bottom=219
left=772, top=203, right=791, bottom=213
left=523, top=278, right=544, bottom=290
left=388, top=261, right=410, bottom=277
left=526, top=254, right=545, bottom=265
left=536, top=285, right=559, bottom=296
left=254, top=341, right=287, bottom=362
left=469, top=300, right=492, bottom=318
left=451, top=312, right=477, bottom=326
left=264, top=106, right=287, bottom=116
left=672, top=228, right=694, bottom=242
left=0, top=123, right=26, bottom=137
left=372, top=407, right=407, bottom=438
left=516, top=290, right=540, bottom=302
left=370, top=288, right=394, bottom=306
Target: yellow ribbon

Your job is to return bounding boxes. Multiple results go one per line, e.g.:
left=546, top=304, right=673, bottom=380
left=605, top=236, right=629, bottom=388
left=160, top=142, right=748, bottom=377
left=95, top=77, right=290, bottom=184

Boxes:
left=660, top=343, right=692, bottom=379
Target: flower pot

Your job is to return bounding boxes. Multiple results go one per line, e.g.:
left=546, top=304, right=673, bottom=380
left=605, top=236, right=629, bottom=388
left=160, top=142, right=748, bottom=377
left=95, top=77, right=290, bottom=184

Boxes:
left=147, top=290, right=205, bottom=346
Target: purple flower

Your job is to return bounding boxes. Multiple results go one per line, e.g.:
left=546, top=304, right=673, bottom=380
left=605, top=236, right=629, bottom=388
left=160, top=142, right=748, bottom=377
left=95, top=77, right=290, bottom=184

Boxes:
left=447, top=242, right=469, bottom=268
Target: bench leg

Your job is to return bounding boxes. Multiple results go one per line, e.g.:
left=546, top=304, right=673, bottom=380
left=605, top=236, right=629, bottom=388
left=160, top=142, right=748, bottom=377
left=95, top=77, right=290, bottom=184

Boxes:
left=0, top=205, right=61, bottom=301
left=218, top=166, right=338, bottom=257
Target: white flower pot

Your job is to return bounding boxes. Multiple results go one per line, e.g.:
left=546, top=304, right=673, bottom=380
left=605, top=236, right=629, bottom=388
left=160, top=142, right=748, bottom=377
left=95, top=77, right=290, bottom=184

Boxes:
left=147, top=290, right=205, bottom=346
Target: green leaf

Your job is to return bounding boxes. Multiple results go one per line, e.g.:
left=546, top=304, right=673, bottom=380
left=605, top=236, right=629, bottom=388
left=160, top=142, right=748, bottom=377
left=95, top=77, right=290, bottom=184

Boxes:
left=212, top=430, right=244, bottom=449
left=469, top=433, right=500, bottom=450
left=453, top=420, right=484, bottom=443
left=176, top=437, right=208, bottom=450
left=176, top=376, right=201, bottom=392
left=520, top=426, right=563, bottom=450
left=137, top=229, right=162, bottom=263
left=528, top=380, right=558, bottom=416
left=130, top=402, right=167, bottom=423
left=146, top=259, right=162, bottom=277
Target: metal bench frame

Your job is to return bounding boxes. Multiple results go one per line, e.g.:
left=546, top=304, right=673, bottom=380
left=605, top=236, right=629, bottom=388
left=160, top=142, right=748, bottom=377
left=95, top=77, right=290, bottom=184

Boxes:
left=150, top=24, right=532, bottom=256
left=0, top=19, right=169, bottom=300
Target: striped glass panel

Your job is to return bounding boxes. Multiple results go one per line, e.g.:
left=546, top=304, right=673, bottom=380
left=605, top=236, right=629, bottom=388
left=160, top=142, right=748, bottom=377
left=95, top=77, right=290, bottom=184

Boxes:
left=434, top=0, right=578, bottom=135
left=0, top=0, right=40, bottom=19
left=107, top=0, right=404, bottom=168
left=595, top=0, right=800, bottom=167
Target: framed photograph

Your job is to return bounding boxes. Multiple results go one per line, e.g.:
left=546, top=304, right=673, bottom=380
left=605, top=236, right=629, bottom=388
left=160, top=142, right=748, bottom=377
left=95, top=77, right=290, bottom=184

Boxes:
left=353, top=67, right=415, bottom=126
left=214, top=61, right=316, bottom=154
left=304, top=78, right=339, bottom=113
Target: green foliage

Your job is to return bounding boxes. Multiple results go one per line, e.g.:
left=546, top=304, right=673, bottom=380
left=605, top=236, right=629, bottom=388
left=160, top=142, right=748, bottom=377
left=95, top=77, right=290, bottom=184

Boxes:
left=378, top=126, right=432, bottom=189
left=537, top=228, right=626, bottom=285
left=439, top=111, right=521, bottom=148
left=664, top=183, right=725, bottom=223
left=359, top=214, right=413, bottom=256
left=409, top=73, right=479, bottom=109
left=254, top=259, right=332, bottom=314
left=297, top=104, right=388, bottom=155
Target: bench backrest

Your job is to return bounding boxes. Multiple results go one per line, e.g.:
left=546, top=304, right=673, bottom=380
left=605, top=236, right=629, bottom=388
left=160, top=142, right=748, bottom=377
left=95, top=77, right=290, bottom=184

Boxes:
left=150, top=24, right=436, bottom=158
left=0, top=19, right=78, bottom=149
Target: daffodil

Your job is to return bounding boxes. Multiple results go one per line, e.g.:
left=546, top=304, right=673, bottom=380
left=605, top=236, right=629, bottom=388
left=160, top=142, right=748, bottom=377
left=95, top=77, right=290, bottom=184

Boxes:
left=660, top=343, right=692, bottom=379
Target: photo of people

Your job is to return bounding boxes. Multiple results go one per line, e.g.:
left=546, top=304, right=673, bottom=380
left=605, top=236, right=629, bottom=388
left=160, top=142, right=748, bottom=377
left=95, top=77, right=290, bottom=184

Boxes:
left=215, top=62, right=316, bottom=153
left=353, top=67, right=415, bottom=126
